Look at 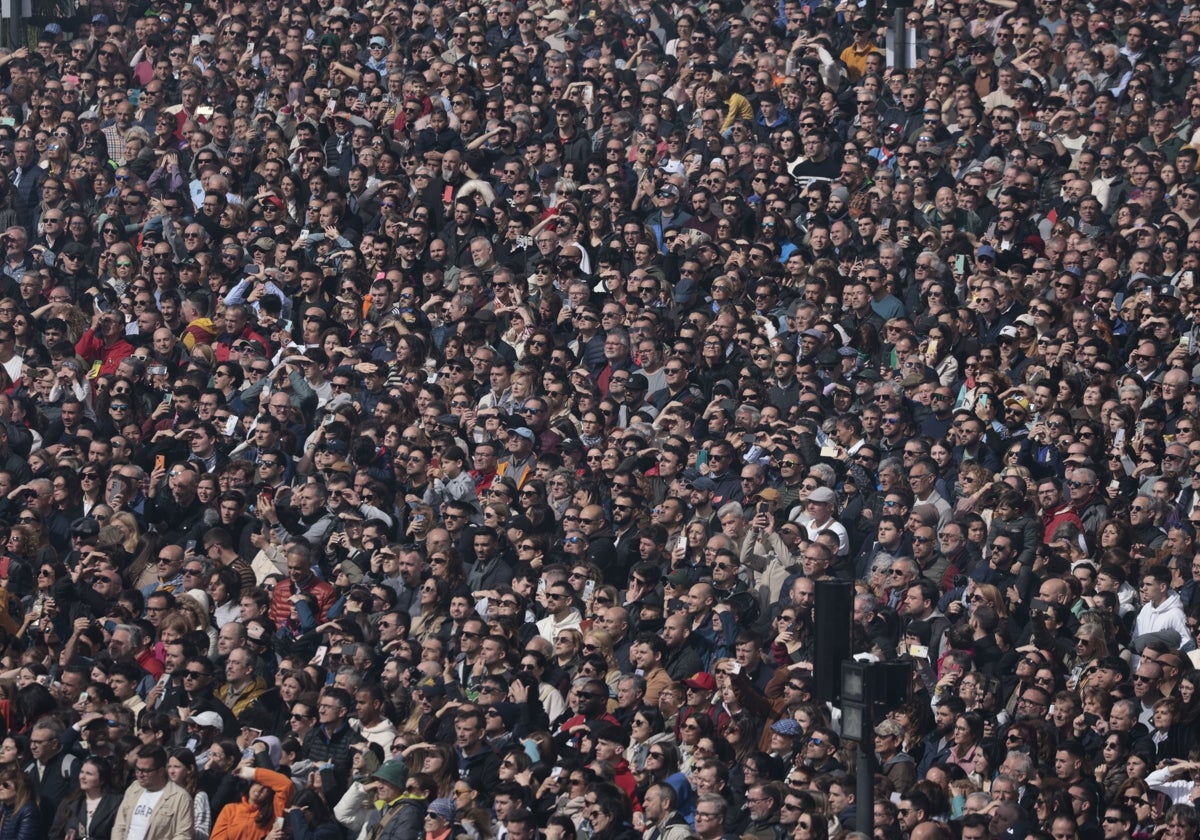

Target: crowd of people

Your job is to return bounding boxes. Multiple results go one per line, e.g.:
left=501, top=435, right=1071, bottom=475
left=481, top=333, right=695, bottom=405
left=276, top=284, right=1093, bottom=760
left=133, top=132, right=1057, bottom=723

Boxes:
left=0, top=2, right=1200, bottom=840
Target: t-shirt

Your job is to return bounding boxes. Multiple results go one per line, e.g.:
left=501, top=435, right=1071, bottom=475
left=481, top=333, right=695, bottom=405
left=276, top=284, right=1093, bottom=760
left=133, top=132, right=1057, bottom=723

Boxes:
left=126, top=787, right=167, bottom=840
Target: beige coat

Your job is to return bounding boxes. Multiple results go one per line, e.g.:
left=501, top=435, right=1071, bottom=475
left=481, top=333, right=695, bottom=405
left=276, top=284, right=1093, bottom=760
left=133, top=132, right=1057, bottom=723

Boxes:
left=113, top=780, right=195, bottom=840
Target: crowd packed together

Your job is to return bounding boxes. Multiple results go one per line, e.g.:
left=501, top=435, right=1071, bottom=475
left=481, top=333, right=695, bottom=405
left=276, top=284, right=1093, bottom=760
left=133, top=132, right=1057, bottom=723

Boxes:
left=4, top=3, right=1200, bottom=840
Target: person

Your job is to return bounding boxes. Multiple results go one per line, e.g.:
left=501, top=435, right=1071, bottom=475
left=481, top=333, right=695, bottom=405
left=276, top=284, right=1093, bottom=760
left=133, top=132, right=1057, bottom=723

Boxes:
left=49, top=755, right=122, bottom=840
left=208, top=763, right=293, bottom=840
left=112, top=745, right=194, bottom=840
left=359, top=759, right=425, bottom=840
left=0, top=764, right=40, bottom=840
left=1, top=6, right=1200, bottom=840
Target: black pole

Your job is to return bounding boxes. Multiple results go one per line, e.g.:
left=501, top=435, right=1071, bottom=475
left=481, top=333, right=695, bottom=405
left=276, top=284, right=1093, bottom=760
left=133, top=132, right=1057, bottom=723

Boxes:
left=856, top=730, right=875, bottom=836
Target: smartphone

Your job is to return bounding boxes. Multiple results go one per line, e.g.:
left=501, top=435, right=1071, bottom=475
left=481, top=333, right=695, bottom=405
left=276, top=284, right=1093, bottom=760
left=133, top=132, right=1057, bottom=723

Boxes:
left=155, top=454, right=165, bottom=472
left=551, top=766, right=563, bottom=779
left=1114, top=428, right=1126, bottom=447
left=955, top=255, right=966, bottom=274
left=311, top=645, right=328, bottom=666
left=756, top=501, right=769, bottom=516
left=729, top=662, right=742, bottom=675
left=909, top=644, right=929, bottom=659
left=583, top=579, right=596, bottom=601
left=1030, top=598, right=1051, bottom=614
left=261, top=485, right=275, bottom=503
left=696, top=450, right=708, bottom=470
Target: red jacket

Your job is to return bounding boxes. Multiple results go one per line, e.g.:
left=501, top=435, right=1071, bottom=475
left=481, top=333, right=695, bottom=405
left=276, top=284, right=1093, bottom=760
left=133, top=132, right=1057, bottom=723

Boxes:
left=75, top=329, right=134, bottom=379
left=269, top=574, right=337, bottom=627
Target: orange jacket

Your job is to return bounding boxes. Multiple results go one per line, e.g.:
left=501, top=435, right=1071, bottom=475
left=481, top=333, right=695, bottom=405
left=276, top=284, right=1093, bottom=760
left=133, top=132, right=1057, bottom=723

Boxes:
left=210, top=768, right=294, bottom=840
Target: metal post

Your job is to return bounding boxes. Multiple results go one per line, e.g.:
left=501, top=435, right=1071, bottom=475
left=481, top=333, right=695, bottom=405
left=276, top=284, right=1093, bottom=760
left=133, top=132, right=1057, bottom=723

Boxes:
left=894, top=7, right=907, bottom=73
left=856, top=739, right=875, bottom=837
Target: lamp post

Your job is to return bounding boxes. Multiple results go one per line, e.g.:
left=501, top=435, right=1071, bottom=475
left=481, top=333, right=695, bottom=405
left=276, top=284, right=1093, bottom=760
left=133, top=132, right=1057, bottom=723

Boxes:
left=840, top=659, right=913, bottom=837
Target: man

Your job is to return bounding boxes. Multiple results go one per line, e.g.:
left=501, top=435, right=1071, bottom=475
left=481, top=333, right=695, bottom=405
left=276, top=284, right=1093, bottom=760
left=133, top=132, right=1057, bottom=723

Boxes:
left=454, top=708, right=501, bottom=791
left=466, top=527, right=514, bottom=590
left=76, top=309, right=135, bottom=378
left=1101, top=805, right=1135, bottom=840
left=642, top=783, right=692, bottom=840
left=535, top=579, right=582, bottom=642
left=26, top=720, right=79, bottom=826
left=302, top=687, right=365, bottom=783
left=1131, top=660, right=1164, bottom=724
left=361, top=759, right=425, bottom=840
left=661, top=612, right=703, bottom=680
left=216, top=648, right=267, bottom=719
left=590, top=721, right=637, bottom=803
left=1132, top=566, right=1193, bottom=651
left=113, top=745, right=194, bottom=840
left=692, top=794, right=729, bottom=840
left=629, top=633, right=672, bottom=704
left=268, top=545, right=336, bottom=626
left=745, top=785, right=784, bottom=840
left=353, top=684, right=396, bottom=751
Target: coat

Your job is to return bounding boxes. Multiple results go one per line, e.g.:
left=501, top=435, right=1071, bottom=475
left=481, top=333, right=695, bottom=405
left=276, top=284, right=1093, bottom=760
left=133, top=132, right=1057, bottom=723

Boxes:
left=50, top=792, right=121, bottom=840
left=209, top=768, right=293, bottom=840
left=358, top=795, right=424, bottom=840
left=112, top=781, right=194, bottom=840
left=0, top=801, right=39, bottom=840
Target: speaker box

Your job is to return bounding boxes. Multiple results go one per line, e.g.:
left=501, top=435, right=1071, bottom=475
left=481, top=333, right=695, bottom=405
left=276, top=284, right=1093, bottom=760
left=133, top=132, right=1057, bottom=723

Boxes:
left=813, top=580, right=854, bottom=703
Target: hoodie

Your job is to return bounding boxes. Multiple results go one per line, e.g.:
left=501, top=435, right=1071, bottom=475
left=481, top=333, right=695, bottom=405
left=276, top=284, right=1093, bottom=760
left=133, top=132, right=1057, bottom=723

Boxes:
left=1133, top=591, right=1195, bottom=651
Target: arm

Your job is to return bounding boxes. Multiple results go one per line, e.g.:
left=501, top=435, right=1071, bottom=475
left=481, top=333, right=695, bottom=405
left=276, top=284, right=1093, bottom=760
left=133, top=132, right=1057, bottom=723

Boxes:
left=223, top=278, right=254, bottom=306
left=333, top=780, right=372, bottom=835
left=1145, top=765, right=1198, bottom=805
left=193, top=791, right=211, bottom=840
left=254, top=766, right=296, bottom=811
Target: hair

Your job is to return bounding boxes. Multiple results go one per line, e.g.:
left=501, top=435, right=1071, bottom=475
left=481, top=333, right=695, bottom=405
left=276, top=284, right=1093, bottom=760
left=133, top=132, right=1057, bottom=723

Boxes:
left=167, top=747, right=200, bottom=795
left=0, top=764, right=33, bottom=813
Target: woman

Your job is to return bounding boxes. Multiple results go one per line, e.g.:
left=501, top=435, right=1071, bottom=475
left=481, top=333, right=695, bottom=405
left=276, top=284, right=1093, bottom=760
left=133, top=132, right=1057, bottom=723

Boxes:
left=209, top=764, right=294, bottom=840
left=283, top=789, right=341, bottom=840
left=419, top=798, right=458, bottom=840
left=50, top=755, right=121, bottom=840
left=79, top=464, right=107, bottom=516
left=1113, top=778, right=1156, bottom=836
left=580, top=630, right=622, bottom=693
left=626, top=707, right=673, bottom=774
left=0, top=764, right=39, bottom=840
left=410, top=578, right=450, bottom=643
left=175, top=592, right=218, bottom=658
left=946, top=713, right=984, bottom=774
left=0, top=737, right=29, bottom=772
left=551, top=629, right=583, bottom=678
left=200, top=740, right=243, bottom=819
left=207, top=568, right=241, bottom=629
left=638, top=740, right=693, bottom=818
left=1096, top=731, right=1132, bottom=802
left=168, top=748, right=211, bottom=840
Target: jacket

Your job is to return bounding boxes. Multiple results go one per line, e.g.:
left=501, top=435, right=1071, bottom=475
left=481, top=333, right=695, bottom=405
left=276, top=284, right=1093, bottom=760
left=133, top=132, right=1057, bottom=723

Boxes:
left=358, top=795, right=424, bottom=840
left=210, top=768, right=293, bottom=840
left=0, top=801, right=39, bottom=840
left=215, top=677, right=269, bottom=718
left=112, top=781, right=193, bottom=840
left=50, top=792, right=121, bottom=840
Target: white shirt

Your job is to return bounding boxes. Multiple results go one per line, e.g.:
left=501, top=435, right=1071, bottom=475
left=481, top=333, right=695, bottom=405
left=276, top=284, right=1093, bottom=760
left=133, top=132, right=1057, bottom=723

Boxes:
left=127, top=787, right=167, bottom=840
